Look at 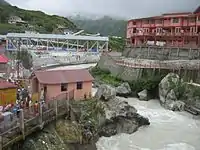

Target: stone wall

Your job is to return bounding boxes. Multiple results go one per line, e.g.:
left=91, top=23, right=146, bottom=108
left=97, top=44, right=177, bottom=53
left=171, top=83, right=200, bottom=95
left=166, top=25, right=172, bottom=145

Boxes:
left=123, top=47, right=200, bottom=60
left=97, top=54, right=141, bottom=81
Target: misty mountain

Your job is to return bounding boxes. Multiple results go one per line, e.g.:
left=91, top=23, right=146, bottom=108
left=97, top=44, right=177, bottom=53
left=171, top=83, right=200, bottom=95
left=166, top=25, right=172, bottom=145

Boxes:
left=0, top=0, right=10, bottom=5
left=70, top=15, right=127, bottom=37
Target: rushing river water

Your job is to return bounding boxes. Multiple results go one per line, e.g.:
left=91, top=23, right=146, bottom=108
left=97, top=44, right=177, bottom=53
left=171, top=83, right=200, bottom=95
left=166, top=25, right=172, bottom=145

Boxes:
left=96, top=97, right=200, bottom=150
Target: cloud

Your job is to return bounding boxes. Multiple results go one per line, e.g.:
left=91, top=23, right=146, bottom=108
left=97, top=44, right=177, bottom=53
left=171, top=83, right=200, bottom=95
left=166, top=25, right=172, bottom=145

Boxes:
left=6, top=0, right=200, bottom=19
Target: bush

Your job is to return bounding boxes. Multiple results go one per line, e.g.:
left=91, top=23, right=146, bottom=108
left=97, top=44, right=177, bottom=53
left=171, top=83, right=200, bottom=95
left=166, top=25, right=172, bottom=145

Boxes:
left=128, top=75, right=163, bottom=98
left=91, top=67, right=165, bottom=98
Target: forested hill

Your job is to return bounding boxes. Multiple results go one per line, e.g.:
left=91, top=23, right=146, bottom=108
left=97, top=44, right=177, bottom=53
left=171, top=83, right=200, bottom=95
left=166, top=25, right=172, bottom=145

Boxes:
left=0, top=1, right=76, bottom=34
left=70, top=16, right=127, bottom=37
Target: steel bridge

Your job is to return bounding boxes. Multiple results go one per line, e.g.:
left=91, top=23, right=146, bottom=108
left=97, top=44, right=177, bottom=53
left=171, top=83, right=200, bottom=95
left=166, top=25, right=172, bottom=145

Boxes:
left=1, top=33, right=109, bottom=52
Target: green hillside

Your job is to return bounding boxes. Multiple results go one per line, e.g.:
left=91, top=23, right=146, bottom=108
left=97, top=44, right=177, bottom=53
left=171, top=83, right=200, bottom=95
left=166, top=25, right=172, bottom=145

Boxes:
left=0, top=1, right=76, bottom=34
left=71, top=16, right=127, bottom=51
left=71, top=16, right=127, bottom=37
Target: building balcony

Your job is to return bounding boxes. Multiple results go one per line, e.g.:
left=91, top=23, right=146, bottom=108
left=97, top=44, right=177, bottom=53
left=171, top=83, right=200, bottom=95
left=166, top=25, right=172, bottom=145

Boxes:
left=150, top=24, right=156, bottom=28
left=130, top=32, right=200, bottom=37
left=127, top=24, right=136, bottom=29
left=155, top=24, right=163, bottom=27
left=188, top=22, right=196, bottom=26
left=132, top=33, right=154, bottom=36
left=142, top=24, right=150, bottom=27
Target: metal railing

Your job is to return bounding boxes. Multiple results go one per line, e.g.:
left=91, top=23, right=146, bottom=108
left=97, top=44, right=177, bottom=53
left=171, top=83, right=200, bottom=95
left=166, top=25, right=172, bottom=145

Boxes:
left=0, top=90, right=74, bottom=149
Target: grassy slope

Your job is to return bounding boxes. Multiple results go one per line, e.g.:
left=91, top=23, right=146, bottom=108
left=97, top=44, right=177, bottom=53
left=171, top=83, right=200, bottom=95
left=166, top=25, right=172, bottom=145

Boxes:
left=0, top=2, right=76, bottom=34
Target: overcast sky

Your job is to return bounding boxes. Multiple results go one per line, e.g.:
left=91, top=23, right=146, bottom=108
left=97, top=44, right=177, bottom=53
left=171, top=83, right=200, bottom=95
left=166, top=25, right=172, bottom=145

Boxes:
left=6, top=0, right=200, bottom=19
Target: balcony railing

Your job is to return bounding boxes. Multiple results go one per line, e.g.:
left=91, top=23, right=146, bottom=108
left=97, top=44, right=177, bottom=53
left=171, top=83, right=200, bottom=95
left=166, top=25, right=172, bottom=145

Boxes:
left=131, top=32, right=200, bottom=37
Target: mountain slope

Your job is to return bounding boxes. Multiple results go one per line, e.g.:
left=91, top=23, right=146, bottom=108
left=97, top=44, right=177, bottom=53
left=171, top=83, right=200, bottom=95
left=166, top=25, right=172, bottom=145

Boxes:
left=70, top=16, right=127, bottom=51
left=70, top=16, right=127, bottom=37
left=0, top=2, right=76, bottom=34
left=0, top=0, right=9, bottom=5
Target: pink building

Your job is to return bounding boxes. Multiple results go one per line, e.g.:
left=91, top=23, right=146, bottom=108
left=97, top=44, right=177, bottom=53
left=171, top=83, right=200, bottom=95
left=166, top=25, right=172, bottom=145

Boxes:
left=30, top=69, right=94, bottom=101
left=127, top=6, right=200, bottom=48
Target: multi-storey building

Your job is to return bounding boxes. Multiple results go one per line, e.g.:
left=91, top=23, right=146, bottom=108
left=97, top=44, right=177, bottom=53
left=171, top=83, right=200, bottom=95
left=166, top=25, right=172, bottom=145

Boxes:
left=127, top=6, right=200, bottom=48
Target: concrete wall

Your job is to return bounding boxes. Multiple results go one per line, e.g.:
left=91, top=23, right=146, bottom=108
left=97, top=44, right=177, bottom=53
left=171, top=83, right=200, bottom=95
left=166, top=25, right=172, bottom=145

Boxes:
left=97, top=54, right=141, bottom=81
left=41, top=81, right=92, bottom=101
left=123, top=47, right=200, bottom=60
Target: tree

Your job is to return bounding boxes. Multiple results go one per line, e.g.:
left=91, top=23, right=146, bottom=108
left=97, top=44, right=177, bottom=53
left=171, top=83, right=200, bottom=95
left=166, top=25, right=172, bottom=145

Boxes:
left=16, top=49, right=33, bottom=70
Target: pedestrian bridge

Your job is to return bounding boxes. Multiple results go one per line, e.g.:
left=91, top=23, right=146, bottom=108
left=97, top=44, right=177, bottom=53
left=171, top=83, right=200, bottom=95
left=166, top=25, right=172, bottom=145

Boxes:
left=0, top=90, right=75, bottom=150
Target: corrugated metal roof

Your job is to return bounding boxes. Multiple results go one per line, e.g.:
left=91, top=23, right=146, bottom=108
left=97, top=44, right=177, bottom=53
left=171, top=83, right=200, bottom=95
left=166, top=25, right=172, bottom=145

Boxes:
left=0, top=79, right=17, bottom=89
left=6, top=33, right=109, bottom=42
left=34, top=69, right=94, bottom=84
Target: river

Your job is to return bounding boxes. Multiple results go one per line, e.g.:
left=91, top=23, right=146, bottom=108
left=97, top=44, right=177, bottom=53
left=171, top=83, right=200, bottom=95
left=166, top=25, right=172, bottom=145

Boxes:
left=96, top=97, right=200, bottom=150
left=50, top=63, right=200, bottom=150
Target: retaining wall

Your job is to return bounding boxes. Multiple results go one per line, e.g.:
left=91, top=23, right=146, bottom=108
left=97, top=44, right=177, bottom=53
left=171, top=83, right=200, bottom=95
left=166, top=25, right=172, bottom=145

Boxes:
left=123, top=47, right=200, bottom=60
left=97, top=54, right=141, bottom=81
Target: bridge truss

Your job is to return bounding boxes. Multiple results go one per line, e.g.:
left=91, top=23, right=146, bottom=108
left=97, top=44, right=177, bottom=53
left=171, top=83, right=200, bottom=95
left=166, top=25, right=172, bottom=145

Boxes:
left=5, top=33, right=109, bottom=52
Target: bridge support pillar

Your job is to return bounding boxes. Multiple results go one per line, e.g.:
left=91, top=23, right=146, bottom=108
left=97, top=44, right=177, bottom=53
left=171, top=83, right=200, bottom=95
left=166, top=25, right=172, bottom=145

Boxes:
left=19, top=109, right=25, bottom=140
left=0, top=136, right=2, bottom=150
left=39, top=102, right=44, bottom=129
left=54, top=99, right=58, bottom=120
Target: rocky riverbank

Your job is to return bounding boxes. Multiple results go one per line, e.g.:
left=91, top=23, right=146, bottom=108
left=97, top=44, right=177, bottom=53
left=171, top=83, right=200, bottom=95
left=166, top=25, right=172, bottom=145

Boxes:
left=159, top=73, right=200, bottom=112
left=18, top=85, right=150, bottom=150
left=91, top=62, right=200, bottom=114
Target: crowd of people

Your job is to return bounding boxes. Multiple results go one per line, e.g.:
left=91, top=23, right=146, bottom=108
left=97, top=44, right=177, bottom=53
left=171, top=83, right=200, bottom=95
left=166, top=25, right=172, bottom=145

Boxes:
left=0, top=79, right=43, bottom=120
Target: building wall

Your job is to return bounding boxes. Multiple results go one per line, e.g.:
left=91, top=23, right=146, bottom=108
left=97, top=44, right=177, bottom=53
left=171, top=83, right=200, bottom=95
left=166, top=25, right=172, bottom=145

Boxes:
left=127, top=13, right=200, bottom=48
left=39, top=81, right=92, bottom=101
left=0, top=88, right=17, bottom=105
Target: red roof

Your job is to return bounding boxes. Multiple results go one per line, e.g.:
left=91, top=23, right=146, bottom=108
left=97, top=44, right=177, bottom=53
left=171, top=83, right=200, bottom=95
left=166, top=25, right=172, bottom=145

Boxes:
left=0, top=79, right=17, bottom=89
left=33, top=69, right=94, bottom=84
left=0, top=54, right=8, bottom=63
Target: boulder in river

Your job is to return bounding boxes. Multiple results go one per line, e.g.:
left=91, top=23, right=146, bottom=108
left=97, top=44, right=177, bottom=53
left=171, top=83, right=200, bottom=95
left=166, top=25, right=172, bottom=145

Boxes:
left=159, top=73, right=182, bottom=110
left=159, top=73, right=200, bottom=112
left=138, top=89, right=148, bottom=101
left=95, top=84, right=116, bottom=101
left=116, top=82, right=132, bottom=97
left=96, top=84, right=150, bottom=137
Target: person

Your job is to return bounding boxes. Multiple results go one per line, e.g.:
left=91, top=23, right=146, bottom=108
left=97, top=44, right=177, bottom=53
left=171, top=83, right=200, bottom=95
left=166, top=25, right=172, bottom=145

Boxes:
left=34, top=101, right=39, bottom=115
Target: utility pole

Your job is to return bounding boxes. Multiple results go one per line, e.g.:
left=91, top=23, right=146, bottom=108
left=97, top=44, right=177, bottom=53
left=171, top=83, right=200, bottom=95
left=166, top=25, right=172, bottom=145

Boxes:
left=17, top=38, right=21, bottom=80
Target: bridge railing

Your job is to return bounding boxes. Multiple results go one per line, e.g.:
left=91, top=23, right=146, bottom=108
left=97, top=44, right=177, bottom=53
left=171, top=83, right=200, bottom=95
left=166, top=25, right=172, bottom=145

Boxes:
left=1, top=126, right=21, bottom=148
left=0, top=90, right=75, bottom=149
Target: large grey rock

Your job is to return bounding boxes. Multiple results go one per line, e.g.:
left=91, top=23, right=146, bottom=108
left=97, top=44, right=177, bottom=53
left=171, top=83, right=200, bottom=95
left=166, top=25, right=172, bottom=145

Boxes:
left=138, top=89, right=148, bottom=101
left=159, top=73, right=182, bottom=110
left=168, top=101, right=185, bottom=111
left=95, top=84, right=116, bottom=101
left=99, top=97, right=150, bottom=137
left=159, top=73, right=179, bottom=104
left=104, top=97, right=137, bottom=119
left=116, top=82, right=132, bottom=97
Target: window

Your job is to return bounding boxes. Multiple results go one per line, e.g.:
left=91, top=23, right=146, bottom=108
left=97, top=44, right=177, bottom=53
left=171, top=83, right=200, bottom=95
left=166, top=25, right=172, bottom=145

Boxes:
left=61, top=83, right=67, bottom=91
left=190, top=18, right=196, bottom=23
left=150, top=20, right=155, bottom=24
left=156, top=19, right=163, bottom=24
left=143, top=20, right=149, bottom=24
left=77, top=82, right=83, bottom=90
left=132, top=21, right=136, bottom=25
left=172, top=18, right=179, bottom=23
left=198, top=16, right=200, bottom=21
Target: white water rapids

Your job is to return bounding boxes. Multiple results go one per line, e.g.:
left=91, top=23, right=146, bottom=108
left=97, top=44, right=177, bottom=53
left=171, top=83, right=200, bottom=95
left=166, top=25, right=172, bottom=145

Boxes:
left=51, top=63, right=200, bottom=150
left=96, top=97, right=200, bottom=150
